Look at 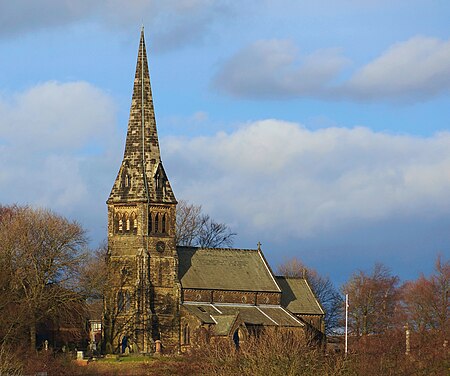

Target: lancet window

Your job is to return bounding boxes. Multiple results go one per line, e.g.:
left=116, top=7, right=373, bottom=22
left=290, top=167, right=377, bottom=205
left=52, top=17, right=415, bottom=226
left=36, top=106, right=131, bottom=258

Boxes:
left=117, top=290, right=131, bottom=312
left=148, top=211, right=170, bottom=235
left=114, top=212, right=137, bottom=235
left=182, top=324, right=190, bottom=345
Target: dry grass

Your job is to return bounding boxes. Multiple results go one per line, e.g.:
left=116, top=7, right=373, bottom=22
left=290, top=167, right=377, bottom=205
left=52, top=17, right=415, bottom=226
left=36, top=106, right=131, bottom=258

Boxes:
left=2, top=329, right=447, bottom=376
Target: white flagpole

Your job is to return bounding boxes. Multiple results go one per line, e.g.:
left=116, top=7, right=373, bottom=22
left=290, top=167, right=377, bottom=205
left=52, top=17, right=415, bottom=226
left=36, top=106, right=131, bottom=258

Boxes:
left=345, top=294, right=349, bottom=356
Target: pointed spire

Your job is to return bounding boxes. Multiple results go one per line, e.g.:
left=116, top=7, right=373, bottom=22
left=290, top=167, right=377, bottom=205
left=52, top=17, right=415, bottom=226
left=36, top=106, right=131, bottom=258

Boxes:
left=108, top=28, right=176, bottom=204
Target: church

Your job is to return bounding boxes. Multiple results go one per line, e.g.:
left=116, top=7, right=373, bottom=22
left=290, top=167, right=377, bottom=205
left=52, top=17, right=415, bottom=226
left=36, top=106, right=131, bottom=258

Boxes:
left=103, top=29, right=324, bottom=354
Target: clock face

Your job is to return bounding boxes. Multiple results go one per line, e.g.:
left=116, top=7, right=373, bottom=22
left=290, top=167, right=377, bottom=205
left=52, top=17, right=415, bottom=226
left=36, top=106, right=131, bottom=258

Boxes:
left=156, top=241, right=165, bottom=253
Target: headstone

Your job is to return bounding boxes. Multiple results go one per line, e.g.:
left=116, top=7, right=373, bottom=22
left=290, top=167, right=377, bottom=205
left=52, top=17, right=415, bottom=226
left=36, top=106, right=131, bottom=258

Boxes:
left=155, top=340, right=162, bottom=355
left=77, top=351, right=84, bottom=360
left=44, top=340, right=48, bottom=351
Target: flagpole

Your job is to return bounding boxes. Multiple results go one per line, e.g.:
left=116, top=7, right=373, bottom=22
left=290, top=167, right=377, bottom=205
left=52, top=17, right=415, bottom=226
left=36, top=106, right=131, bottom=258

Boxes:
left=345, top=294, right=349, bottom=356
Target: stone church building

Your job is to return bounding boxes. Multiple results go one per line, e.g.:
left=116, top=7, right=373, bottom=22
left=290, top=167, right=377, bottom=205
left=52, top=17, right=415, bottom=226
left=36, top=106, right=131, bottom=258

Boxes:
left=103, top=29, right=324, bottom=354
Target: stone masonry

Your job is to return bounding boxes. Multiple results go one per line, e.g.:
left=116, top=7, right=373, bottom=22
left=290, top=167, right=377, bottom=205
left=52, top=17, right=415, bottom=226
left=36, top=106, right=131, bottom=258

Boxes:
left=104, top=28, right=180, bottom=354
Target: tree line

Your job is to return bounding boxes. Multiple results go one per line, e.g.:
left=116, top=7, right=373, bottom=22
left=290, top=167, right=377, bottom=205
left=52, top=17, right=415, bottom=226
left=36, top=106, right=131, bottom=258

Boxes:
left=0, top=203, right=448, bottom=366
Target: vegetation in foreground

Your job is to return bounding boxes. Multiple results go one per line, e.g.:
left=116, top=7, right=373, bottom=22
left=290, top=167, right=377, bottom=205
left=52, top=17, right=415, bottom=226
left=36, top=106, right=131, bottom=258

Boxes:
left=1, top=328, right=448, bottom=376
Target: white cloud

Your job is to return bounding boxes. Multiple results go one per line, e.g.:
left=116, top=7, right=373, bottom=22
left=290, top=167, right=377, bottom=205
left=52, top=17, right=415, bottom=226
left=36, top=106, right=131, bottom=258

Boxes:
left=213, top=39, right=348, bottom=99
left=0, top=81, right=121, bottom=243
left=213, top=37, right=450, bottom=102
left=0, top=0, right=232, bottom=52
left=163, top=120, right=450, bottom=239
left=0, top=81, right=115, bottom=151
left=345, top=36, right=450, bottom=101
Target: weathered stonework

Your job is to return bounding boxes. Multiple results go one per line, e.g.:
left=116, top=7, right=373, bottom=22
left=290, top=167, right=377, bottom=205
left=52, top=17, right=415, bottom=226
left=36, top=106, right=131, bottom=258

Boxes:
left=103, top=29, right=325, bottom=355
left=104, top=28, right=180, bottom=354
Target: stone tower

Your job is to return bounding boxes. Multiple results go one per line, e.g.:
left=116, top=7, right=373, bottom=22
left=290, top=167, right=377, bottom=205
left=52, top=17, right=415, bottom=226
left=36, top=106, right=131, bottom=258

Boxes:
left=104, top=28, right=180, bottom=354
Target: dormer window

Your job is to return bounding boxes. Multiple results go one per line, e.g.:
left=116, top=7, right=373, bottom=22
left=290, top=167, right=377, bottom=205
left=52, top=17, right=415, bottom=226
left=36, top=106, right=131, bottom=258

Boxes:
left=155, top=173, right=160, bottom=191
left=124, top=173, right=131, bottom=188
left=155, top=170, right=165, bottom=195
left=121, top=168, right=131, bottom=189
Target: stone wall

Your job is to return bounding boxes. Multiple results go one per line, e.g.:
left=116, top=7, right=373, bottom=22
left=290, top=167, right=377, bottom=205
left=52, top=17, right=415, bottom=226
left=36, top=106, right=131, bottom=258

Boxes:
left=182, top=288, right=281, bottom=305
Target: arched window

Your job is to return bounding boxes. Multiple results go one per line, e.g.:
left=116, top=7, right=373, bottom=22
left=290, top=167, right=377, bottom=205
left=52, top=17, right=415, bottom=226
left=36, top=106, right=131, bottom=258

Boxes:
left=155, top=173, right=160, bottom=191
left=131, top=212, right=137, bottom=234
left=162, top=214, right=166, bottom=234
left=115, top=213, right=121, bottom=233
left=155, top=213, right=159, bottom=234
left=126, top=214, right=130, bottom=232
left=121, top=168, right=131, bottom=189
left=183, top=324, right=190, bottom=345
left=148, top=212, right=152, bottom=234
left=117, top=292, right=124, bottom=311
left=125, top=291, right=131, bottom=311
left=118, top=218, right=123, bottom=233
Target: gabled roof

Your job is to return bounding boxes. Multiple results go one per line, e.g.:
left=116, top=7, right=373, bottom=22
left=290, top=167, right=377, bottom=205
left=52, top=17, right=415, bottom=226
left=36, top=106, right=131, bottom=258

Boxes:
left=276, top=277, right=324, bottom=316
left=177, top=247, right=281, bottom=292
left=181, top=303, right=303, bottom=330
left=213, top=314, right=240, bottom=336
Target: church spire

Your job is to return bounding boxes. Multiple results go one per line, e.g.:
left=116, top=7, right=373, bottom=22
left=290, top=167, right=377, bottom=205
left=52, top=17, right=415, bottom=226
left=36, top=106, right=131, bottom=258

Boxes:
left=108, top=28, right=176, bottom=204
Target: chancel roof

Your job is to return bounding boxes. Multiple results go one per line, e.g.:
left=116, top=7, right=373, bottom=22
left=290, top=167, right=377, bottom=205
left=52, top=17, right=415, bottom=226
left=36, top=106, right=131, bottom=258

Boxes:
left=276, top=277, right=324, bottom=316
left=177, top=247, right=280, bottom=292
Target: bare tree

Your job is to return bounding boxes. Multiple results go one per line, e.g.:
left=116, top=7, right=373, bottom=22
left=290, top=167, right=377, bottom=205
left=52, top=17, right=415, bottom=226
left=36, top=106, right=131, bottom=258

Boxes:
left=176, top=200, right=236, bottom=248
left=278, top=258, right=343, bottom=335
left=402, top=254, right=449, bottom=337
left=0, top=205, right=88, bottom=349
left=342, top=263, right=401, bottom=336
left=79, top=241, right=109, bottom=301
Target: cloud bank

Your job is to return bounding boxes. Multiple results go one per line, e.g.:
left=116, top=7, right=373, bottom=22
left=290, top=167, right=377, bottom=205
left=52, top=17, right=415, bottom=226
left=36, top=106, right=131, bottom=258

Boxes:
left=213, top=37, right=450, bottom=102
left=1, top=83, right=448, bottom=278
left=164, top=120, right=450, bottom=239
left=0, top=0, right=231, bottom=52
left=0, top=81, right=121, bottom=241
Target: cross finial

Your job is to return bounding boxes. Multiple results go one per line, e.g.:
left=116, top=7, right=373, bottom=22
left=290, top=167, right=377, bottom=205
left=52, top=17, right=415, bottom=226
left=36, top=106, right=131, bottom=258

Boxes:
left=257, top=242, right=262, bottom=251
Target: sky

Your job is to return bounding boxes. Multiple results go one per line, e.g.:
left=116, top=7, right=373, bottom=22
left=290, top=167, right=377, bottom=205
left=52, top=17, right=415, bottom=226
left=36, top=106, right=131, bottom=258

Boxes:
left=0, top=0, right=449, bottom=287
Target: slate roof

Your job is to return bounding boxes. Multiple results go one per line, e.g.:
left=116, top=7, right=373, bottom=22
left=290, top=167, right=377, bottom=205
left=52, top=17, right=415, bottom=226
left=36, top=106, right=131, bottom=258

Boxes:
left=276, top=277, right=324, bottom=316
left=177, top=247, right=280, bottom=292
left=181, top=303, right=303, bottom=332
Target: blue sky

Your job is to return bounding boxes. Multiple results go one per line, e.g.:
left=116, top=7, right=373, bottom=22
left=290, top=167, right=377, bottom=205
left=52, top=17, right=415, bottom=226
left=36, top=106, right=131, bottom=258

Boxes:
left=0, top=0, right=449, bottom=286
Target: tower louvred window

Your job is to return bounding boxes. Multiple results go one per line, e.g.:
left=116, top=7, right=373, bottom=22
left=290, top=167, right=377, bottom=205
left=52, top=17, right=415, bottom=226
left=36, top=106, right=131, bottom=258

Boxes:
left=131, top=212, right=137, bottom=234
left=155, top=213, right=159, bottom=233
left=162, top=214, right=166, bottom=233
